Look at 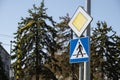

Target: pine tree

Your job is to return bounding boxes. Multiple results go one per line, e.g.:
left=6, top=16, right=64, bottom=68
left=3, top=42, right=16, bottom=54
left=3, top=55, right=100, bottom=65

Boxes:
left=55, top=14, right=79, bottom=80
left=11, top=0, right=60, bottom=80
left=91, top=21, right=120, bottom=80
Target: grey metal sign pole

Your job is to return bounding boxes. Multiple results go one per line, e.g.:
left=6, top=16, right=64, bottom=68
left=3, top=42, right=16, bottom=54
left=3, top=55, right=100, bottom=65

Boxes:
left=84, top=0, right=91, bottom=80
left=68, top=1, right=92, bottom=80
left=79, top=63, right=83, bottom=80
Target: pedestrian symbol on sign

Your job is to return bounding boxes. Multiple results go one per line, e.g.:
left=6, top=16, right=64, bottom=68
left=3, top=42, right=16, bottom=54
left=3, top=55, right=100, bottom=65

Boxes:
left=73, top=42, right=85, bottom=57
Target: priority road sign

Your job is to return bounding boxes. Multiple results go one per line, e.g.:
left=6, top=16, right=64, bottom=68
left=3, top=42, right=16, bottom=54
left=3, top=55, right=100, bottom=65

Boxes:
left=68, top=6, right=92, bottom=37
left=70, top=37, right=89, bottom=63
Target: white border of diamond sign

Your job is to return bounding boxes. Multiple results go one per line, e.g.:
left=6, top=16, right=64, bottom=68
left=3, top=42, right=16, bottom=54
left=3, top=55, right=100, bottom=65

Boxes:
left=68, top=6, right=92, bottom=37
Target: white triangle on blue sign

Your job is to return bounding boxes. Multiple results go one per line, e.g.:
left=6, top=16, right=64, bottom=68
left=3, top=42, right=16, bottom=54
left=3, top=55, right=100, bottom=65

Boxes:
left=70, top=37, right=89, bottom=63
left=70, top=39, right=88, bottom=59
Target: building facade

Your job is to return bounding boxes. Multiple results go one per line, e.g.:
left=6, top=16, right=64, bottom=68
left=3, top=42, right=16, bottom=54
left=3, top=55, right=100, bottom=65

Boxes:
left=0, top=44, right=10, bottom=79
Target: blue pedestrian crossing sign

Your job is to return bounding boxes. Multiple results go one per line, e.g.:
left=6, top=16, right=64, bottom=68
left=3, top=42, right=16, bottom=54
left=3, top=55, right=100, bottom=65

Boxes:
left=70, top=37, right=89, bottom=63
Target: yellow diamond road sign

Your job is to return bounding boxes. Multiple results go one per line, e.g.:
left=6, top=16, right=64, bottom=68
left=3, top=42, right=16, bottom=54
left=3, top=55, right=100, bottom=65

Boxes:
left=69, top=6, right=92, bottom=37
